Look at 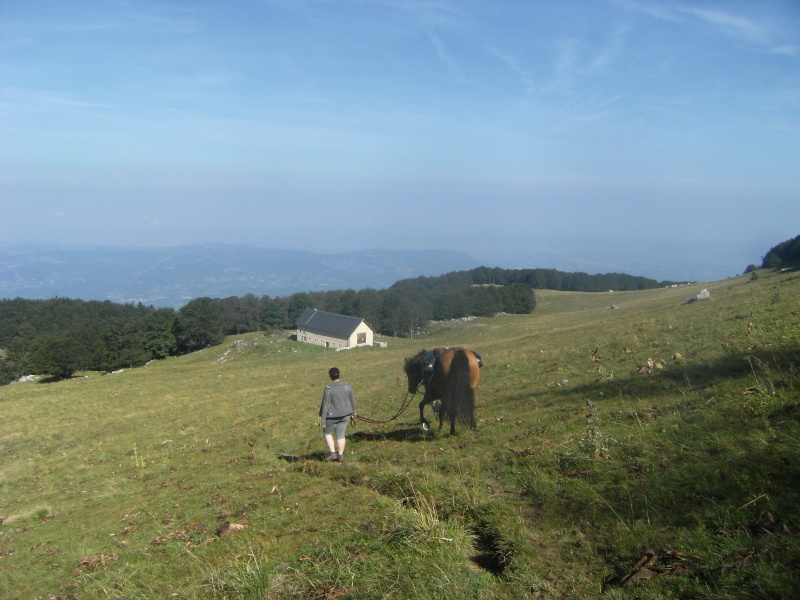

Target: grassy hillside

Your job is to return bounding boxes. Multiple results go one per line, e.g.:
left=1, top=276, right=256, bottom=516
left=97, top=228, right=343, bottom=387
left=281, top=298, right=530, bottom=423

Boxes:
left=2, top=269, right=799, bottom=599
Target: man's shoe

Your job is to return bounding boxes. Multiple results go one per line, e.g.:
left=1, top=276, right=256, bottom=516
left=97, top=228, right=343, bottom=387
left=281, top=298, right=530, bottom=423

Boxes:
left=324, top=452, right=338, bottom=461
left=336, top=454, right=344, bottom=463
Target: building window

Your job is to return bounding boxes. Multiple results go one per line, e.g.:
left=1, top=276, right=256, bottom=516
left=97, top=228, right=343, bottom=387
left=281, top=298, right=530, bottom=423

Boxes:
left=357, top=332, right=366, bottom=344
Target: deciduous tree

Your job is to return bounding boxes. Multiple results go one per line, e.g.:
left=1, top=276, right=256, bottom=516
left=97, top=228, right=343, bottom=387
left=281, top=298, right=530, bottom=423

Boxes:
left=173, top=297, right=226, bottom=353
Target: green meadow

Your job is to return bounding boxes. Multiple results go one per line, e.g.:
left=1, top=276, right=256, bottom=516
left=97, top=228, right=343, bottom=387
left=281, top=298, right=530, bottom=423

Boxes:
left=2, top=269, right=799, bottom=599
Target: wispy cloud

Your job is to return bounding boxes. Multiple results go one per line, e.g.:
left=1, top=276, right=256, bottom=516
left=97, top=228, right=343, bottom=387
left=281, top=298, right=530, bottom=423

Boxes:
left=610, top=0, right=680, bottom=23
left=427, top=31, right=467, bottom=84
left=616, top=0, right=798, bottom=55
left=1, top=87, right=109, bottom=113
left=681, top=5, right=798, bottom=56
left=553, top=38, right=580, bottom=75
left=769, top=44, right=799, bottom=56
left=679, top=7, right=768, bottom=44
left=489, top=47, right=536, bottom=95
left=1, top=4, right=201, bottom=40
left=591, top=26, right=628, bottom=68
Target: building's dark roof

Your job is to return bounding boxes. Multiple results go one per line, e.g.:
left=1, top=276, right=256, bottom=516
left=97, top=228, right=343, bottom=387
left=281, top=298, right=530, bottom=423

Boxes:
left=295, top=309, right=368, bottom=337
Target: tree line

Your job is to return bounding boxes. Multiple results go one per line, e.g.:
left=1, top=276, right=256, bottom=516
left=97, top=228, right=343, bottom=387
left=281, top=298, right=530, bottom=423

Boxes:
left=0, top=266, right=667, bottom=384
left=761, top=234, right=800, bottom=270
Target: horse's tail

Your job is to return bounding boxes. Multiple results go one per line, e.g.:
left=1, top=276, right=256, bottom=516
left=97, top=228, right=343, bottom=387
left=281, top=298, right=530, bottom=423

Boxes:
left=442, top=349, right=475, bottom=428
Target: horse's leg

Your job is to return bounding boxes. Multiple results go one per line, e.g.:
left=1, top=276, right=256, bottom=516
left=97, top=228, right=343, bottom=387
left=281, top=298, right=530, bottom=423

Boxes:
left=419, top=394, right=432, bottom=430
left=468, top=353, right=480, bottom=430
left=437, top=399, right=456, bottom=435
left=470, top=384, right=478, bottom=429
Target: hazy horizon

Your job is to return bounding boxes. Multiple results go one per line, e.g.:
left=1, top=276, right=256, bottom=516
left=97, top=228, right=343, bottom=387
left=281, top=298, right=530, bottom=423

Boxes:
left=1, top=239, right=762, bottom=285
left=2, top=1, right=798, bottom=283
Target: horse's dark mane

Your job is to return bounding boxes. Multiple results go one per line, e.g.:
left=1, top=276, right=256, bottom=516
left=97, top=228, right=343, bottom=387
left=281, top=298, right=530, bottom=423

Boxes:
left=403, top=349, right=427, bottom=375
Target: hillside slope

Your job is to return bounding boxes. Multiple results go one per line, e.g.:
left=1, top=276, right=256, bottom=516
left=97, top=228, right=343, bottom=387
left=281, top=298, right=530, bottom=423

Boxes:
left=2, top=269, right=798, bottom=598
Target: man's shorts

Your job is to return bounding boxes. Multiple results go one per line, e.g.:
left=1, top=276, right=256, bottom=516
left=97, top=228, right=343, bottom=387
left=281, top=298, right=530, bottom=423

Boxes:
left=323, top=416, right=350, bottom=439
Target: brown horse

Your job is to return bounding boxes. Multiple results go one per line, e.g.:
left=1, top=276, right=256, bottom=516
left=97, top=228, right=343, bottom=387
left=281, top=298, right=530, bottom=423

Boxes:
left=403, top=347, right=482, bottom=435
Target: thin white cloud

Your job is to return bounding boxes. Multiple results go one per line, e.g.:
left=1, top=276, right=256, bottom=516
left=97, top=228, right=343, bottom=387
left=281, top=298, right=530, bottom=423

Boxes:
left=681, top=5, right=799, bottom=56
left=489, top=48, right=536, bottom=95
left=770, top=44, right=799, bottom=56
left=1, top=4, right=201, bottom=38
left=610, top=0, right=680, bottom=23
left=591, top=26, right=629, bottom=68
left=616, top=0, right=798, bottom=55
left=679, top=6, right=767, bottom=44
left=427, top=31, right=467, bottom=83
left=1, top=87, right=109, bottom=113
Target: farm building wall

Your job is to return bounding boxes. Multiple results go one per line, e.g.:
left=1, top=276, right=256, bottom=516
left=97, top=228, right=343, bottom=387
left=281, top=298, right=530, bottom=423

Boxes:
left=297, top=321, right=373, bottom=349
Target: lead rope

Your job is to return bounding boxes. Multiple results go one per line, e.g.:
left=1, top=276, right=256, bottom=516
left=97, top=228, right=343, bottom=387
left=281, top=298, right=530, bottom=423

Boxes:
left=354, top=382, right=423, bottom=425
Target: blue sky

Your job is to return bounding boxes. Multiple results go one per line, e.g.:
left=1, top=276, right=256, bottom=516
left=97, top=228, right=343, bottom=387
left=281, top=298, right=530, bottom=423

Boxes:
left=2, top=0, right=799, bottom=282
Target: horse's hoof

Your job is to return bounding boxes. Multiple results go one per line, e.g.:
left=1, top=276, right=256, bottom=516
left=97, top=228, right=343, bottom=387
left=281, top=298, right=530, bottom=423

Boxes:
left=422, top=422, right=430, bottom=432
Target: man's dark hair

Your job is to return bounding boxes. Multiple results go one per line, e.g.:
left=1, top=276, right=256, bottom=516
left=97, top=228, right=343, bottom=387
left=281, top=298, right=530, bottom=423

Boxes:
left=329, top=367, right=340, bottom=380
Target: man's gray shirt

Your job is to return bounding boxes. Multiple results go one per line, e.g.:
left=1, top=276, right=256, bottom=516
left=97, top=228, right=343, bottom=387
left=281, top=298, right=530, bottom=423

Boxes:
left=319, top=381, right=356, bottom=426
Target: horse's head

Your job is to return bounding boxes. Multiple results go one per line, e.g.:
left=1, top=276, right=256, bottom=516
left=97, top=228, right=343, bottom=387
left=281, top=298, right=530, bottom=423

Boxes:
left=403, top=350, right=428, bottom=393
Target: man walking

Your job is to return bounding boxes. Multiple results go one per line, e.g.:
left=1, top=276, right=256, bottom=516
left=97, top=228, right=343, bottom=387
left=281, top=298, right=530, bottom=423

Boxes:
left=319, top=367, right=356, bottom=462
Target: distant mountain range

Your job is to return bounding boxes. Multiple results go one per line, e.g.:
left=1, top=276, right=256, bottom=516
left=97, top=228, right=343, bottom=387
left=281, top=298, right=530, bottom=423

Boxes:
left=0, top=244, right=484, bottom=308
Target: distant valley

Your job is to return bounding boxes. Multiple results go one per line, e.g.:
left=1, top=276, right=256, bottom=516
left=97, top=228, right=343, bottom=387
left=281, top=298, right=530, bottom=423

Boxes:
left=0, top=244, right=484, bottom=308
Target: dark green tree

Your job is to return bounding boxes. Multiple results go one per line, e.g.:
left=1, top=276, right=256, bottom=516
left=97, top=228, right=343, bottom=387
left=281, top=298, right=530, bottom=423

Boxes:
left=287, top=293, right=313, bottom=324
left=102, top=318, right=150, bottom=371
left=0, top=356, right=14, bottom=386
left=65, top=324, right=105, bottom=371
left=238, top=293, right=262, bottom=332
left=470, top=286, right=504, bottom=316
left=354, top=288, right=383, bottom=331
left=22, top=324, right=104, bottom=378
left=173, top=297, right=227, bottom=353
left=762, top=234, right=800, bottom=269
left=382, top=289, right=428, bottom=338
left=0, top=337, right=31, bottom=385
left=260, top=296, right=289, bottom=330
left=219, top=294, right=261, bottom=335
left=29, top=334, right=83, bottom=379
left=506, top=283, right=535, bottom=314
left=432, top=288, right=471, bottom=320
left=335, top=289, right=358, bottom=316
left=143, top=308, right=177, bottom=359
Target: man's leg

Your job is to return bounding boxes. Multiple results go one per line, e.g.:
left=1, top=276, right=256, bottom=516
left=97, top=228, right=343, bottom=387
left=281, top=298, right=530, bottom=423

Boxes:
left=336, top=420, right=348, bottom=461
left=323, top=432, right=337, bottom=460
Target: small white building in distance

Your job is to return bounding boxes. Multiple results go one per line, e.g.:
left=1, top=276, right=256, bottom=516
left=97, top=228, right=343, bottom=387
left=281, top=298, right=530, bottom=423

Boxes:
left=295, top=309, right=374, bottom=349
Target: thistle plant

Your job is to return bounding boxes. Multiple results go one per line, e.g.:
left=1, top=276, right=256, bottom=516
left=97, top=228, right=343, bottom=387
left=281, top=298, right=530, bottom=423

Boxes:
left=579, top=401, right=614, bottom=458
left=133, top=443, right=146, bottom=469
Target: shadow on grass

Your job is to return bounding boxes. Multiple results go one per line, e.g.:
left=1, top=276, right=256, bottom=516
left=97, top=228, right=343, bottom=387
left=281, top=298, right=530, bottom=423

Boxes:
left=561, top=344, right=800, bottom=401
left=276, top=425, right=439, bottom=463
left=37, top=375, right=70, bottom=384
left=350, top=425, right=436, bottom=443
left=276, top=452, right=328, bottom=463
left=528, top=343, right=800, bottom=526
